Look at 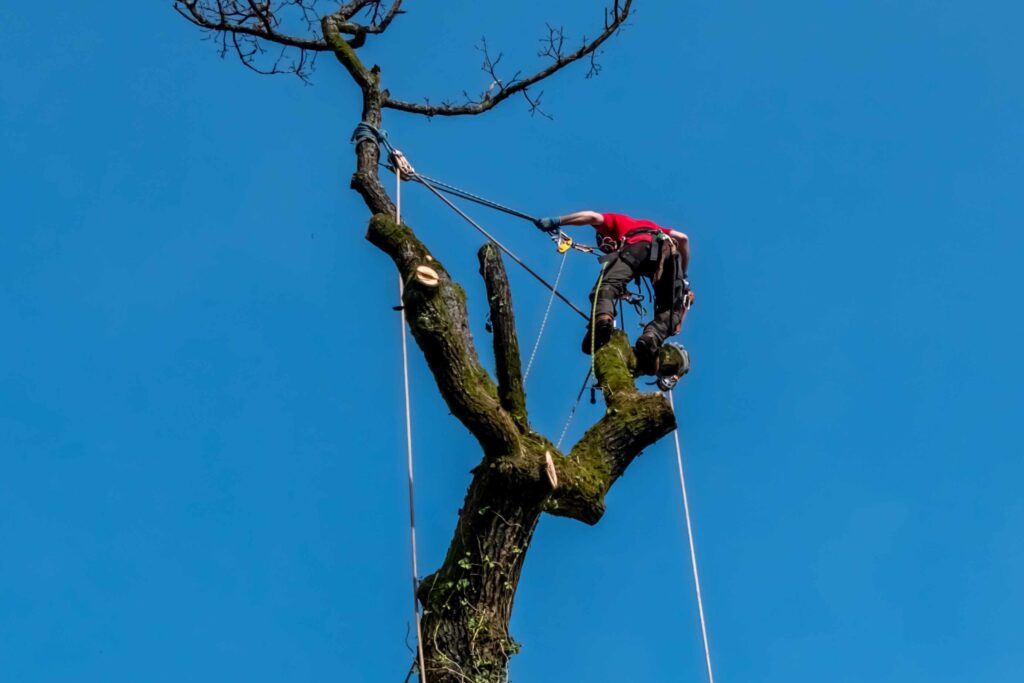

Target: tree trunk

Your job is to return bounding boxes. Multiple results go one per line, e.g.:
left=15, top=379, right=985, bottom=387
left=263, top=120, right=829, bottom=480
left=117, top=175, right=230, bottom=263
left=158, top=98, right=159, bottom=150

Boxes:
left=174, top=3, right=666, bottom=680
left=330, top=19, right=674, bottom=680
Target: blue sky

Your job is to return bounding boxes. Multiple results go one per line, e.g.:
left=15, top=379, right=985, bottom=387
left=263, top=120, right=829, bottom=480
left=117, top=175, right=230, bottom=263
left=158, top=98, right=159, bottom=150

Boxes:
left=2, top=1, right=1022, bottom=681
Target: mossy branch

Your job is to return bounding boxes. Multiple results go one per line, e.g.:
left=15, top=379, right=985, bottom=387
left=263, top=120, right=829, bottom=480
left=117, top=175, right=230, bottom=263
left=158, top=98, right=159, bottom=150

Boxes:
left=322, top=13, right=376, bottom=90
left=546, top=331, right=676, bottom=524
left=366, top=214, right=520, bottom=457
left=478, top=244, right=529, bottom=431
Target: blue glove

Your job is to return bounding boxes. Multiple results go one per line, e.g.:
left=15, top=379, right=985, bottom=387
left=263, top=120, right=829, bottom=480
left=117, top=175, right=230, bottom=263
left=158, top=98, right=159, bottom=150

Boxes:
left=534, top=216, right=561, bottom=233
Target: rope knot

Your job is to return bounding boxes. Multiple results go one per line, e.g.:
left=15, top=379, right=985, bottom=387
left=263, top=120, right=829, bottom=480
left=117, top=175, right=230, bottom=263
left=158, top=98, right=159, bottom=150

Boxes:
left=350, top=122, right=391, bottom=150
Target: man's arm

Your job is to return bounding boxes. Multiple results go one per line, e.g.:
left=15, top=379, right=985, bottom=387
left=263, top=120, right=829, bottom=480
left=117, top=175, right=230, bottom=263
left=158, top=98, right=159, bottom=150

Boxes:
left=668, top=229, right=690, bottom=273
left=534, top=211, right=604, bottom=232
left=558, top=211, right=605, bottom=226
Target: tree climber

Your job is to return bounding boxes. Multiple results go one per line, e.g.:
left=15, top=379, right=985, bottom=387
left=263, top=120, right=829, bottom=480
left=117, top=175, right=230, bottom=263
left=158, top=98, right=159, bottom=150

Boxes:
left=535, top=211, right=693, bottom=375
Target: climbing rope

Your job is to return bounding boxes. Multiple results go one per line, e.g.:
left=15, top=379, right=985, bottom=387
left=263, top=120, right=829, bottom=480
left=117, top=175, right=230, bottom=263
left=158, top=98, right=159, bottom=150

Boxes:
left=589, top=262, right=608, bottom=368
left=522, top=249, right=569, bottom=385
left=403, top=171, right=536, bottom=223
left=381, top=164, right=596, bottom=255
left=395, top=166, right=429, bottom=683
left=555, top=367, right=593, bottom=450
left=356, top=122, right=594, bottom=307
left=412, top=171, right=589, bottom=320
left=667, top=391, right=714, bottom=683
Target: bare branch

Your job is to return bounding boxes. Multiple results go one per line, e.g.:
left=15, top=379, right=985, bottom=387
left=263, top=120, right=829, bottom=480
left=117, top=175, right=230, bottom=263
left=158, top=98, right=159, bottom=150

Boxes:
left=329, top=0, right=404, bottom=39
left=174, top=0, right=336, bottom=80
left=538, top=24, right=566, bottom=63
left=383, top=0, right=633, bottom=117
left=175, top=1, right=329, bottom=49
left=522, top=89, right=553, bottom=120
left=362, top=0, right=405, bottom=34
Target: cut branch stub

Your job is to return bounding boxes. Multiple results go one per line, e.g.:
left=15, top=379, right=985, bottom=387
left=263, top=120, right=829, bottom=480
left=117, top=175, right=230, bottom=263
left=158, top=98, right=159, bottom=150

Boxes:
left=414, top=264, right=440, bottom=288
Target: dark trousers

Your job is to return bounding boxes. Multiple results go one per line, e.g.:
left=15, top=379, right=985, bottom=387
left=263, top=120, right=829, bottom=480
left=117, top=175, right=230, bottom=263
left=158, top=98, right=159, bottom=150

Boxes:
left=589, top=241, right=680, bottom=346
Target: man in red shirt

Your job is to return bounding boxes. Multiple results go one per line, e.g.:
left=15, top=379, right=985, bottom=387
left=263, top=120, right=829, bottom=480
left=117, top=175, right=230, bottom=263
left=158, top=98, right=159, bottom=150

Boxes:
left=535, top=211, right=692, bottom=374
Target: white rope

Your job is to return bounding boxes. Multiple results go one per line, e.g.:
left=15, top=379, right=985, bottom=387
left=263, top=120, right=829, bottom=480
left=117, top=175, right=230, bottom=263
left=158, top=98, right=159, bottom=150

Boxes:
left=396, top=169, right=429, bottom=683
left=667, top=391, right=714, bottom=683
left=523, top=249, right=569, bottom=385
left=554, top=368, right=590, bottom=451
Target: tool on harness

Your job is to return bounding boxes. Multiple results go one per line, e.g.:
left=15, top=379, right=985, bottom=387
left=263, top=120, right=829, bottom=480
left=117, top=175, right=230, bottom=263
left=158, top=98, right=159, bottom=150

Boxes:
left=621, top=288, right=648, bottom=320
left=655, top=343, right=691, bottom=392
left=683, top=287, right=696, bottom=311
left=597, top=233, right=620, bottom=253
left=600, top=227, right=671, bottom=255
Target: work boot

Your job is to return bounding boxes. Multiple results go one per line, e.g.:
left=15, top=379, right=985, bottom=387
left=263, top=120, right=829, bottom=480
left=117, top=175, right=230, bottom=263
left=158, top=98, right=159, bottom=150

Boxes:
left=634, top=333, right=660, bottom=376
left=581, top=316, right=614, bottom=355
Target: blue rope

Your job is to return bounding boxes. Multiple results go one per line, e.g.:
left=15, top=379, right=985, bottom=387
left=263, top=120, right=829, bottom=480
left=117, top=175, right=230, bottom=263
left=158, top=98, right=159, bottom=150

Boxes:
left=351, top=122, right=397, bottom=155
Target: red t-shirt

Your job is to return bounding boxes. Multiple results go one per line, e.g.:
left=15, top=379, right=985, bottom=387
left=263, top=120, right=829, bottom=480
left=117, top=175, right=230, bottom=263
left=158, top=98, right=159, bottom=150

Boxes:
left=598, top=213, right=672, bottom=245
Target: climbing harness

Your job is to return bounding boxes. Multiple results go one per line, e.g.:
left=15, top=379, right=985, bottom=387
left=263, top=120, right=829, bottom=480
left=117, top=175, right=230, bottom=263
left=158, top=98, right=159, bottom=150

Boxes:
left=394, top=163, right=429, bottom=683
left=667, top=391, right=715, bottom=683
